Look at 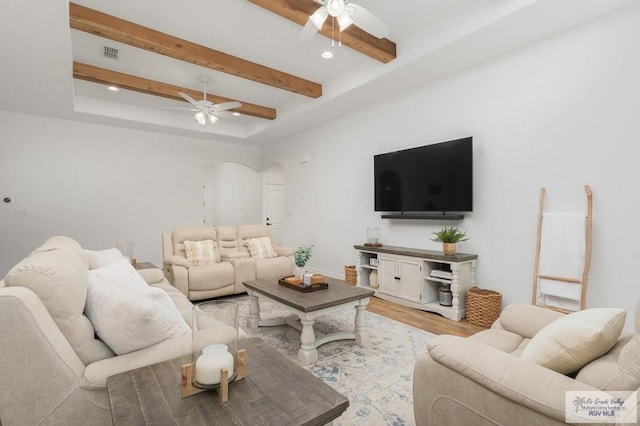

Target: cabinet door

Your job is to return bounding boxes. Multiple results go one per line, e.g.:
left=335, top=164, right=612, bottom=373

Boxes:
left=377, top=256, right=399, bottom=296
left=398, top=259, right=422, bottom=302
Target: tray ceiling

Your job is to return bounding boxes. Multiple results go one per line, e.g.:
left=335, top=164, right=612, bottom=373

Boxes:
left=0, top=0, right=638, bottom=145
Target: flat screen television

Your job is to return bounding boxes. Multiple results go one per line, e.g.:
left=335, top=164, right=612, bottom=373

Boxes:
left=374, top=137, right=473, bottom=213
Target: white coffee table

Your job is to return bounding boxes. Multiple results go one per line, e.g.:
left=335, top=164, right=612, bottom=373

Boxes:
left=243, top=278, right=374, bottom=364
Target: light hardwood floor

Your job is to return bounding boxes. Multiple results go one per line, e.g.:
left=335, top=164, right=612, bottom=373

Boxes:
left=366, top=295, right=487, bottom=337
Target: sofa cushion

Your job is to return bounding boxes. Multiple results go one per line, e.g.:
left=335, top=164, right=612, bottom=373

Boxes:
left=172, top=226, right=221, bottom=262
left=152, top=281, right=194, bottom=327
left=256, top=256, right=294, bottom=280
left=469, top=329, right=530, bottom=356
left=246, top=237, right=277, bottom=259
left=237, top=225, right=271, bottom=255
left=85, top=259, right=190, bottom=355
left=575, top=334, right=640, bottom=390
left=184, top=240, right=217, bottom=266
left=521, top=308, right=626, bottom=374
left=216, top=226, right=241, bottom=257
left=187, top=262, right=235, bottom=291
left=84, top=248, right=124, bottom=269
left=4, top=237, right=114, bottom=365
left=492, top=303, right=565, bottom=338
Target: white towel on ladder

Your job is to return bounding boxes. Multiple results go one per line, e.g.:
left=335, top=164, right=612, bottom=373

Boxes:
left=538, top=212, right=586, bottom=303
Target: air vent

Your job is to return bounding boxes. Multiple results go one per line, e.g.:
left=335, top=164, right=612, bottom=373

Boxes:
left=103, top=46, right=119, bottom=60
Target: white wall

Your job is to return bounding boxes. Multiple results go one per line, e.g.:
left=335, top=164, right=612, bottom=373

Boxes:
left=262, top=5, right=640, bottom=327
left=204, top=162, right=262, bottom=226
left=0, top=111, right=260, bottom=274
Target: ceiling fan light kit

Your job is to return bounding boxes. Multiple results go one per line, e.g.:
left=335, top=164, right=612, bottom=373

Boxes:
left=179, top=77, right=241, bottom=126
left=306, top=0, right=389, bottom=38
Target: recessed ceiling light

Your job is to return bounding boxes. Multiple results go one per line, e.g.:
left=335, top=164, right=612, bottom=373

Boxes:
left=232, top=112, right=241, bottom=117
left=107, top=86, right=119, bottom=92
left=321, top=50, right=334, bottom=59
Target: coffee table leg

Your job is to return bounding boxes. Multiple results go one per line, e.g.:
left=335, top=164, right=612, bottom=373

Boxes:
left=248, top=294, right=261, bottom=329
left=298, top=318, right=318, bottom=365
left=354, top=297, right=369, bottom=345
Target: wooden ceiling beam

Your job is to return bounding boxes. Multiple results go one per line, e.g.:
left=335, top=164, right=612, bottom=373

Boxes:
left=73, top=62, right=277, bottom=120
left=69, top=3, right=321, bottom=98
left=246, top=0, right=396, bottom=63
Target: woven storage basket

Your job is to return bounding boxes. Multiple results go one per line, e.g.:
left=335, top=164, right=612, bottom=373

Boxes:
left=344, top=265, right=357, bottom=285
left=466, top=287, right=502, bottom=328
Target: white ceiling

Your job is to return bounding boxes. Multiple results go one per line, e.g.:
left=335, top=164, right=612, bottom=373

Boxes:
left=0, top=0, right=638, bottom=146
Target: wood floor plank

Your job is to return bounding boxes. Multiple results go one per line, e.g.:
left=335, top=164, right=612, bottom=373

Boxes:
left=366, top=295, right=487, bottom=337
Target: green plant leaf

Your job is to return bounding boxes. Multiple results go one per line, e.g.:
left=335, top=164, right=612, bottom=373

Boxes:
left=430, top=226, right=469, bottom=243
left=294, top=245, right=313, bottom=267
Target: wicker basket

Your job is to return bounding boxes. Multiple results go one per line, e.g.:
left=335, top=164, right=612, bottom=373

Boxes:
left=344, top=265, right=357, bottom=285
left=466, top=287, right=502, bottom=328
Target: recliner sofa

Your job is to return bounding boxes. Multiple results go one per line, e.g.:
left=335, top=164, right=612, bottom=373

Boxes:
left=162, top=225, right=295, bottom=301
left=413, top=302, right=640, bottom=425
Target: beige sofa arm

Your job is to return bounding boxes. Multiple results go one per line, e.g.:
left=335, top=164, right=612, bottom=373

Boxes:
left=163, top=256, right=189, bottom=296
left=274, top=245, right=294, bottom=257
left=493, top=303, right=565, bottom=338
left=163, top=255, right=190, bottom=268
left=137, top=268, right=166, bottom=285
left=0, top=287, right=92, bottom=424
left=83, top=333, right=191, bottom=388
left=423, top=335, right=598, bottom=422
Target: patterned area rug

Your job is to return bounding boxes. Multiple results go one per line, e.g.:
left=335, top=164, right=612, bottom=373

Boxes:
left=229, top=295, right=434, bottom=425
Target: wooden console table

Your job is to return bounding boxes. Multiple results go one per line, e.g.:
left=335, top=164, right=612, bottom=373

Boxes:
left=354, top=245, right=477, bottom=321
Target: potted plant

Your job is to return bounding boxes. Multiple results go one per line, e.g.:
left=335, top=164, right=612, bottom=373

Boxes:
left=431, top=227, right=468, bottom=255
left=294, top=246, right=313, bottom=278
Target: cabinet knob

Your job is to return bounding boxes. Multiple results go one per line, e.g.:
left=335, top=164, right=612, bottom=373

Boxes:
left=394, top=276, right=401, bottom=280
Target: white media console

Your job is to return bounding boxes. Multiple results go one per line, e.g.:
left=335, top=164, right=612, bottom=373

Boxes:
left=354, top=245, right=477, bottom=321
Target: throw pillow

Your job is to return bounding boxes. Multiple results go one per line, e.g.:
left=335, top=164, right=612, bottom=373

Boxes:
left=521, top=308, right=626, bottom=374
left=246, top=236, right=277, bottom=259
left=184, top=240, right=217, bottom=266
left=85, top=248, right=125, bottom=270
left=85, top=259, right=190, bottom=355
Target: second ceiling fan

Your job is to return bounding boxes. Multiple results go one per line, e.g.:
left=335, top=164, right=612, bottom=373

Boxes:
left=303, top=0, right=390, bottom=39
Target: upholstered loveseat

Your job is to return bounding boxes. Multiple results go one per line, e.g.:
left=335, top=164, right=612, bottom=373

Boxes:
left=413, top=302, right=640, bottom=425
left=162, top=225, right=295, bottom=301
left=0, top=236, right=236, bottom=425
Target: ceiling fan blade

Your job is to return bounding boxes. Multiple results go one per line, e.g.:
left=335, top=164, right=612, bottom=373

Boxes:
left=213, top=101, right=241, bottom=112
left=348, top=3, right=390, bottom=38
left=215, top=111, right=236, bottom=119
left=178, top=92, right=200, bottom=106
left=161, top=106, right=199, bottom=111
left=309, top=7, right=329, bottom=31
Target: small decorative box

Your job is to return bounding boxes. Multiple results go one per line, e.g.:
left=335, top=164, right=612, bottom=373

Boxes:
left=369, top=258, right=379, bottom=267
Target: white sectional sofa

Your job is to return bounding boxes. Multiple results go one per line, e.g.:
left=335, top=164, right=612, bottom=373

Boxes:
left=162, top=225, right=295, bottom=301
left=0, top=236, right=236, bottom=425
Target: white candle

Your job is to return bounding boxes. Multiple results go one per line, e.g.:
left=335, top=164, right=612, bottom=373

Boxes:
left=194, top=344, right=234, bottom=385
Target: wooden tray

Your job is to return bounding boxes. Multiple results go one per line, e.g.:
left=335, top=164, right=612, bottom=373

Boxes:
left=278, top=278, right=329, bottom=292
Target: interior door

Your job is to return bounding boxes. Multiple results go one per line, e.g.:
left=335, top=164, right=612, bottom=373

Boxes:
left=265, top=184, right=284, bottom=245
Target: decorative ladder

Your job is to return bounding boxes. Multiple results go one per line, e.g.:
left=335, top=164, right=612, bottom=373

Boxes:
left=531, top=185, right=593, bottom=312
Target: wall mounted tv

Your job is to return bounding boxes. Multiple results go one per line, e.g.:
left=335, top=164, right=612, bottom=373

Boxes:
left=374, top=137, right=473, bottom=219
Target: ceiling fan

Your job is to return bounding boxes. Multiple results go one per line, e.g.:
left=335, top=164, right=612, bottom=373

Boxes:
left=302, top=0, right=390, bottom=39
left=176, top=77, right=241, bottom=125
